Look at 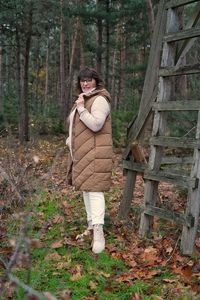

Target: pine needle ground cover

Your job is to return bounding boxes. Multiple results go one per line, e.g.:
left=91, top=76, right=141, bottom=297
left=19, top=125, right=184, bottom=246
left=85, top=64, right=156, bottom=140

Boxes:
left=1, top=136, right=200, bottom=299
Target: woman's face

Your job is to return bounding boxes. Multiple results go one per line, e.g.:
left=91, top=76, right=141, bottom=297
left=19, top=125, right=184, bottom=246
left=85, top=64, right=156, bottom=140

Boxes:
left=80, top=78, right=97, bottom=93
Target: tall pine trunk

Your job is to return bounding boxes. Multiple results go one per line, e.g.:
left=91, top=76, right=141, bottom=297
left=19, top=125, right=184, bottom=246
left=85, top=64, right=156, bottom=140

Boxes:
left=96, top=0, right=103, bottom=75
left=66, top=17, right=80, bottom=113
left=60, top=0, right=66, bottom=125
left=144, top=0, right=155, bottom=41
left=111, top=23, right=120, bottom=109
left=17, top=5, right=33, bottom=143
left=118, top=23, right=126, bottom=109
left=44, top=38, right=49, bottom=114
left=0, top=46, right=3, bottom=115
left=105, top=0, right=110, bottom=88
left=79, top=19, right=85, bottom=68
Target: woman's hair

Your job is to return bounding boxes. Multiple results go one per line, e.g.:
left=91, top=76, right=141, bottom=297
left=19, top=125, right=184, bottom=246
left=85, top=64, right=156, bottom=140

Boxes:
left=76, top=67, right=104, bottom=94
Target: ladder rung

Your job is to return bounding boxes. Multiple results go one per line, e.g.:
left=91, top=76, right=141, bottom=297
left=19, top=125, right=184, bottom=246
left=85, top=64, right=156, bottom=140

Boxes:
left=144, top=169, right=198, bottom=188
left=123, top=160, right=146, bottom=173
left=142, top=205, right=195, bottom=227
left=152, top=100, right=200, bottom=111
left=159, top=64, right=200, bottom=77
left=164, top=27, right=200, bottom=42
left=165, top=0, right=198, bottom=9
left=150, top=136, right=200, bottom=149
left=162, top=155, right=193, bottom=164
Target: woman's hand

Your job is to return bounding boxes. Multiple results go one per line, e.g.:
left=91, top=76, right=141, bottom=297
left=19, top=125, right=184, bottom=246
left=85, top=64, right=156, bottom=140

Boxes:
left=76, top=93, right=85, bottom=108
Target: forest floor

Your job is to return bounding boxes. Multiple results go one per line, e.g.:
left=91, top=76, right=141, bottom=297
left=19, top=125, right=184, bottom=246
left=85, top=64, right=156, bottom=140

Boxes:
left=0, top=135, right=200, bottom=300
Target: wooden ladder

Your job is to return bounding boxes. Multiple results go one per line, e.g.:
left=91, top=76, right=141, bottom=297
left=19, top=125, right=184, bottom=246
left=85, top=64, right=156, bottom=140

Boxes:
left=120, top=0, right=200, bottom=254
left=139, top=0, right=200, bottom=255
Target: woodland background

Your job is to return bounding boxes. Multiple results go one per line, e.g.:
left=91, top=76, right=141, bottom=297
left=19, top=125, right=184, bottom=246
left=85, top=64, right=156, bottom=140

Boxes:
left=1, top=0, right=199, bottom=144
left=0, top=0, right=159, bottom=144
left=1, top=1, right=200, bottom=299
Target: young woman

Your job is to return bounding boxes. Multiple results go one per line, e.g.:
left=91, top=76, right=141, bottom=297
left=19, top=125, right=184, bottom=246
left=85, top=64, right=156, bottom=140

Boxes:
left=66, top=67, right=113, bottom=253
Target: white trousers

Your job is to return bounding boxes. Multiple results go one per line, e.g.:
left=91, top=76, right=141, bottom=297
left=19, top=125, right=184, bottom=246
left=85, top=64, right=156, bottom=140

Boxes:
left=83, top=191, right=105, bottom=225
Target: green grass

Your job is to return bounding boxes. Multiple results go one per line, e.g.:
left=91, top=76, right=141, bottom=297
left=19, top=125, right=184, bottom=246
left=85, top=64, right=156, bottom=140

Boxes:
left=4, top=190, right=195, bottom=300
left=3, top=191, right=153, bottom=300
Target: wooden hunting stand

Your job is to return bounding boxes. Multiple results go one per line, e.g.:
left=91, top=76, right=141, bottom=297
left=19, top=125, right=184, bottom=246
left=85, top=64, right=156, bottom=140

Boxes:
left=119, top=0, right=200, bottom=255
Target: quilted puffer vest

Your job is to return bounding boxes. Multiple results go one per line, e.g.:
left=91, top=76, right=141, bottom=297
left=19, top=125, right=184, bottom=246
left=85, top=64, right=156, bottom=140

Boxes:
left=71, top=89, right=113, bottom=192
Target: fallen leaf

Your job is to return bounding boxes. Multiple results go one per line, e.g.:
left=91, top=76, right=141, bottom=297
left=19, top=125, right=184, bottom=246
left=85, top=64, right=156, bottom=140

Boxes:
left=166, top=246, right=173, bottom=254
left=24, top=294, right=40, bottom=300
left=55, top=261, right=71, bottom=270
left=43, top=292, right=57, bottom=300
left=195, top=237, right=200, bottom=248
left=89, top=280, right=98, bottom=290
left=140, top=246, right=158, bottom=266
left=70, top=272, right=82, bottom=281
left=60, top=289, right=72, bottom=300
left=132, top=293, right=142, bottom=300
left=51, top=240, right=63, bottom=249
left=52, top=215, right=65, bottom=224
left=162, top=278, right=177, bottom=283
left=29, top=238, right=43, bottom=248
left=115, top=272, right=136, bottom=282
left=97, top=271, right=111, bottom=278
left=45, top=252, right=62, bottom=261
left=0, top=247, right=13, bottom=254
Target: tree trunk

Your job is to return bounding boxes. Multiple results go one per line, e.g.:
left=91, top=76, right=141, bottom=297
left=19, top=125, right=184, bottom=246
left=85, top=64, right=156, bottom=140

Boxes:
left=16, top=28, right=21, bottom=132
left=44, top=38, right=49, bottom=114
left=105, top=0, right=110, bottom=88
left=65, top=17, right=80, bottom=114
left=33, top=39, right=40, bottom=113
left=111, top=23, right=120, bottom=110
left=79, top=20, right=85, bottom=68
left=59, top=0, right=66, bottom=124
left=118, top=23, right=126, bottom=109
left=96, top=0, right=103, bottom=75
left=0, top=46, right=3, bottom=114
left=144, top=0, right=155, bottom=41
left=18, top=7, right=32, bottom=143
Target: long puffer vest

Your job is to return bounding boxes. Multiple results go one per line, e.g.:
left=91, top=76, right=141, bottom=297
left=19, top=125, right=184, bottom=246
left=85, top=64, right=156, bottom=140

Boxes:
left=68, top=88, right=113, bottom=192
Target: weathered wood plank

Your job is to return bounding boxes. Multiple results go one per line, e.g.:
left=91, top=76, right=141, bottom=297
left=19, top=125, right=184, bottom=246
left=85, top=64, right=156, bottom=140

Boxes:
left=165, top=0, right=198, bottom=9
left=153, top=100, right=200, bottom=111
left=161, top=167, right=190, bottom=177
left=143, top=205, right=195, bottom=227
left=176, top=2, right=200, bottom=65
left=150, top=136, right=200, bottom=149
left=123, top=0, right=167, bottom=159
left=139, top=7, right=178, bottom=237
left=118, top=169, right=137, bottom=219
left=123, top=160, right=146, bottom=173
left=159, top=63, right=200, bottom=77
left=164, top=27, right=200, bottom=42
left=181, top=110, right=200, bottom=255
left=139, top=180, right=159, bottom=236
left=144, top=169, right=198, bottom=188
left=162, top=156, right=193, bottom=164
left=124, top=156, right=193, bottom=167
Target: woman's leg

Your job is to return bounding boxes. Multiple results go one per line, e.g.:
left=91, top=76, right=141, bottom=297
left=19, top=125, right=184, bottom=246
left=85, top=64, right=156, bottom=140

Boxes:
left=88, top=192, right=105, bottom=225
left=83, top=191, right=92, bottom=226
left=88, top=192, right=105, bottom=253
left=76, top=192, right=93, bottom=240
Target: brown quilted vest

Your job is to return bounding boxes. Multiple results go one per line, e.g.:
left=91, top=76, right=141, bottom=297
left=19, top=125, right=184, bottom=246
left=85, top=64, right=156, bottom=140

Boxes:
left=70, top=88, right=113, bottom=192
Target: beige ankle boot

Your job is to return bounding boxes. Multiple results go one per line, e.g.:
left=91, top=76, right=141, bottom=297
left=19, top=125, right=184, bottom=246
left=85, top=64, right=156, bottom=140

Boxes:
left=92, top=224, right=105, bottom=254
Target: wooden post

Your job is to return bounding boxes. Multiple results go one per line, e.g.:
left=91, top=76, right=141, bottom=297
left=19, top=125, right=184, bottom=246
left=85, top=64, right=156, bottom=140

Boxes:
left=181, top=111, right=200, bottom=255
left=119, top=168, right=136, bottom=219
